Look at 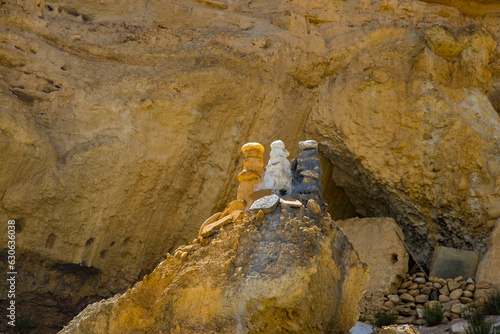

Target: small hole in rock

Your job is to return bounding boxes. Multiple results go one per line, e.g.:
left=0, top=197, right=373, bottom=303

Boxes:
left=391, top=253, right=398, bottom=264
left=100, top=250, right=107, bottom=259
left=14, top=219, right=24, bottom=233
left=45, top=233, right=57, bottom=249
left=86, top=238, right=94, bottom=247
left=110, top=241, right=115, bottom=247
left=67, top=9, right=79, bottom=17
left=46, top=5, right=53, bottom=11
left=61, top=66, right=66, bottom=71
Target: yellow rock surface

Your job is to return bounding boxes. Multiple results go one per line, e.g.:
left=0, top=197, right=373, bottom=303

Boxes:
left=475, top=221, right=500, bottom=297
left=199, top=214, right=234, bottom=237
left=59, top=204, right=369, bottom=334
left=220, top=199, right=246, bottom=218
left=305, top=23, right=500, bottom=266
left=199, top=212, right=222, bottom=234
left=337, top=218, right=409, bottom=315
left=237, top=142, right=265, bottom=206
left=0, top=0, right=499, bottom=330
left=241, top=143, right=264, bottom=155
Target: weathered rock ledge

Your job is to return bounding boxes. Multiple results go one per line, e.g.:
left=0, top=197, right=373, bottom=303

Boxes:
left=59, top=204, right=368, bottom=334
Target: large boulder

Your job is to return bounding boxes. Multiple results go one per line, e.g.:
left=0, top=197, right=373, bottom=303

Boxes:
left=475, top=220, right=500, bottom=297
left=59, top=204, right=369, bottom=333
left=337, top=218, right=409, bottom=315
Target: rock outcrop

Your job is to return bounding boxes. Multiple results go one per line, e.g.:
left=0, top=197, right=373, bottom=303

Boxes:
left=59, top=198, right=369, bottom=334
left=306, top=23, right=500, bottom=266
left=1, top=0, right=500, bottom=331
left=337, top=218, right=409, bottom=318
left=475, top=221, right=500, bottom=298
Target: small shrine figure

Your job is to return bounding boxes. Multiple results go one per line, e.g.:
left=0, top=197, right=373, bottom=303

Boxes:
left=236, top=142, right=265, bottom=207
left=261, top=140, right=292, bottom=195
left=291, top=140, right=323, bottom=199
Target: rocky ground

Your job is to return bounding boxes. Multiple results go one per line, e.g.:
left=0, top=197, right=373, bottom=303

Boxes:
left=353, top=316, right=500, bottom=334
left=419, top=316, right=500, bottom=334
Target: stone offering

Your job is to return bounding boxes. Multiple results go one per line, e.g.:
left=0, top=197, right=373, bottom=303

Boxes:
left=291, top=140, right=323, bottom=199
left=261, top=140, right=292, bottom=195
left=237, top=142, right=265, bottom=207
left=249, top=194, right=280, bottom=214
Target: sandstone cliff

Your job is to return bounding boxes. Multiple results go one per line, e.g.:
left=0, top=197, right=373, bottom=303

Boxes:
left=1, top=0, right=499, bottom=331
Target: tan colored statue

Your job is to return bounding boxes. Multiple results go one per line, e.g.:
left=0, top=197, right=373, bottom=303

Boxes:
left=236, top=142, right=265, bottom=207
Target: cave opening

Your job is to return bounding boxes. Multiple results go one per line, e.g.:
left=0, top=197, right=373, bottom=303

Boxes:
left=318, top=152, right=360, bottom=221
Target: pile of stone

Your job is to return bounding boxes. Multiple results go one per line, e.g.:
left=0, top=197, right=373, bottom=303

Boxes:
left=381, top=273, right=476, bottom=325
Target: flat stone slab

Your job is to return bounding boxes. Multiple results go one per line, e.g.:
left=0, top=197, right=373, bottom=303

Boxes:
left=200, top=215, right=234, bottom=237
left=349, top=321, right=375, bottom=334
left=199, top=212, right=222, bottom=235
left=280, top=197, right=303, bottom=208
left=299, top=140, right=318, bottom=150
left=451, top=320, right=467, bottom=333
left=430, top=246, right=480, bottom=280
left=249, top=194, right=280, bottom=214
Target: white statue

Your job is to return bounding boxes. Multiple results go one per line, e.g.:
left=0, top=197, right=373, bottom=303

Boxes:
left=261, top=140, right=292, bottom=195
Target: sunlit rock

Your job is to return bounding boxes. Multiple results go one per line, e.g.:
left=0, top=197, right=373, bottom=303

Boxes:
left=59, top=201, right=369, bottom=334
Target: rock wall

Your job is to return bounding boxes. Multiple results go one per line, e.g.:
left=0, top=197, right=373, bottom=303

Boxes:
left=476, top=221, right=500, bottom=297
left=381, top=273, right=476, bottom=325
left=306, top=22, right=500, bottom=265
left=1, top=0, right=500, bottom=332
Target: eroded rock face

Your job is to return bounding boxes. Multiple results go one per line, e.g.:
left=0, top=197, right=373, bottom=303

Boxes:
left=1, top=0, right=500, bottom=331
left=59, top=203, right=369, bottom=334
left=475, top=221, right=500, bottom=297
left=306, top=23, right=500, bottom=266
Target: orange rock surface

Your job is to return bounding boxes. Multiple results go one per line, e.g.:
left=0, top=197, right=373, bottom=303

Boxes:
left=0, top=0, right=499, bottom=331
